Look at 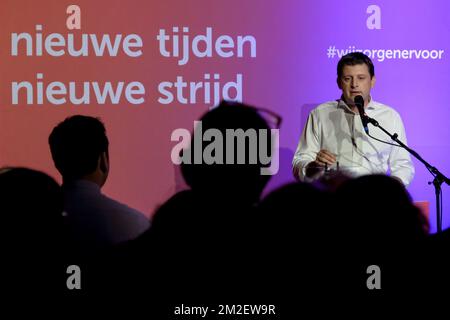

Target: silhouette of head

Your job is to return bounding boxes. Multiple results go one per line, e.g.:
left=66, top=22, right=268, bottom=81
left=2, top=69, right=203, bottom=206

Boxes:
left=180, top=101, right=273, bottom=206
left=258, top=181, right=332, bottom=238
left=0, top=167, right=64, bottom=246
left=336, top=174, right=428, bottom=244
left=49, top=115, right=109, bottom=185
left=0, top=167, right=66, bottom=292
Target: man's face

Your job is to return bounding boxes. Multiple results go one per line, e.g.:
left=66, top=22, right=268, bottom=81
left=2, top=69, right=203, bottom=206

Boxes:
left=338, top=63, right=375, bottom=107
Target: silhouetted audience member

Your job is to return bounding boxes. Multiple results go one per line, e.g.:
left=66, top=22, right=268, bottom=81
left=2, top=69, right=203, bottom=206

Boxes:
left=336, top=174, right=427, bottom=245
left=256, top=182, right=338, bottom=297
left=127, top=101, right=276, bottom=301
left=180, top=101, right=274, bottom=208
left=48, top=115, right=149, bottom=256
left=423, top=214, right=450, bottom=292
left=334, top=174, right=429, bottom=293
left=257, top=181, right=333, bottom=245
left=0, top=167, right=66, bottom=293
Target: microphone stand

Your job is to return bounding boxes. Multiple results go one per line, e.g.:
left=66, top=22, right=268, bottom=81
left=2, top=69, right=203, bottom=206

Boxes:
left=365, top=116, right=450, bottom=232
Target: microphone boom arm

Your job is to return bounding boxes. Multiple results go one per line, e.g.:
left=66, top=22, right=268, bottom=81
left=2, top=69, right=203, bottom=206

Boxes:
left=366, top=115, right=450, bottom=232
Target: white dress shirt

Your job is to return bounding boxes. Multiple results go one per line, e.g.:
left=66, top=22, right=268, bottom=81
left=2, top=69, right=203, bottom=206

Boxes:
left=292, top=98, right=414, bottom=186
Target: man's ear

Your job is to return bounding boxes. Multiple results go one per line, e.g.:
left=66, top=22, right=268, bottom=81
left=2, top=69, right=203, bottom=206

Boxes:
left=337, top=77, right=342, bottom=89
left=99, top=152, right=109, bottom=174
left=371, top=75, right=376, bottom=88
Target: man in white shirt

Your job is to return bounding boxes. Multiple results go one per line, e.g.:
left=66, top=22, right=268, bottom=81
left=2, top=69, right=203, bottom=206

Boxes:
left=292, top=52, right=414, bottom=186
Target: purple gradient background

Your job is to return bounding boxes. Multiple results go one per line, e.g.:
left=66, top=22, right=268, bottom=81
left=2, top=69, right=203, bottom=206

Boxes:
left=252, top=0, right=450, bottom=233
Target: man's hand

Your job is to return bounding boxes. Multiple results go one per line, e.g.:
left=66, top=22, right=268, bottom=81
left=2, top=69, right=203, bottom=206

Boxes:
left=305, top=149, right=337, bottom=178
left=313, top=149, right=337, bottom=166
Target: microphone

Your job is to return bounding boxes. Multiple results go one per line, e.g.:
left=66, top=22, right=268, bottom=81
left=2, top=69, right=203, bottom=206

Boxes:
left=354, top=95, right=369, bottom=134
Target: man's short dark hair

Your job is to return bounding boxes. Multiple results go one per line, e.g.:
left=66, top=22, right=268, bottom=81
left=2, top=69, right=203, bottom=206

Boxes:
left=49, top=115, right=109, bottom=180
left=337, top=52, right=375, bottom=79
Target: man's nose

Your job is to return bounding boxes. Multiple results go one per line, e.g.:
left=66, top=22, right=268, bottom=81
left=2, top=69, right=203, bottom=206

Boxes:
left=351, top=79, right=358, bottom=87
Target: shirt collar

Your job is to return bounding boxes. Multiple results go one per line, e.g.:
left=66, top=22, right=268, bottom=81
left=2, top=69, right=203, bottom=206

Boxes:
left=338, top=95, right=377, bottom=111
left=62, top=179, right=101, bottom=193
